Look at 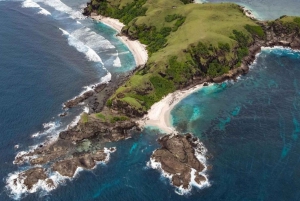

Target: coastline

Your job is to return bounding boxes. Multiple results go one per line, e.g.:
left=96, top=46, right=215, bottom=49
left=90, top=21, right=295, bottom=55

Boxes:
left=240, top=5, right=259, bottom=20
left=8, top=1, right=300, bottom=198
left=138, top=84, right=205, bottom=133
left=90, top=13, right=148, bottom=67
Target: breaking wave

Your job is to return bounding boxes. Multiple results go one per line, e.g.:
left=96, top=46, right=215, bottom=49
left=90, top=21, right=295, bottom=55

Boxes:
left=22, top=0, right=51, bottom=16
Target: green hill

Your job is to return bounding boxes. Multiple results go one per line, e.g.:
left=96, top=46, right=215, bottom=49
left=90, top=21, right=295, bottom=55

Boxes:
left=84, top=0, right=300, bottom=117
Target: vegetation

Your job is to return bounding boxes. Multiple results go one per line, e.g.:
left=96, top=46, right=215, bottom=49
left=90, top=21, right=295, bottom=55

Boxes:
left=95, top=2, right=261, bottom=114
left=87, top=0, right=299, bottom=117
left=244, top=24, right=265, bottom=38
left=81, top=113, right=89, bottom=123
left=269, top=16, right=300, bottom=33
left=95, top=112, right=129, bottom=123
left=94, top=0, right=147, bottom=24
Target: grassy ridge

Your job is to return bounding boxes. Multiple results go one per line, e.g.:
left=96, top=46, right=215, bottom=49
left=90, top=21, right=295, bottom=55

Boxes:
left=107, top=2, right=261, bottom=115
left=85, top=0, right=297, bottom=117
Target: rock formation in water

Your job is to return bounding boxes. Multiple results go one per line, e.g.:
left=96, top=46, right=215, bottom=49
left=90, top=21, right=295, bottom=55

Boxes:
left=149, top=133, right=209, bottom=191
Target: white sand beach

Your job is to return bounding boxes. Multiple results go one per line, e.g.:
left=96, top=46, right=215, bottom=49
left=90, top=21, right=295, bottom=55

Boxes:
left=138, top=84, right=205, bottom=133
left=90, top=13, right=148, bottom=67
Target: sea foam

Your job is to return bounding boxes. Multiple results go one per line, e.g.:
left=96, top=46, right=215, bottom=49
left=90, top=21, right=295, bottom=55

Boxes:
left=147, top=137, right=210, bottom=195
left=7, top=146, right=117, bottom=200
left=22, top=0, right=51, bottom=16
left=59, top=28, right=104, bottom=64
left=39, top=0, right=84, bottom=19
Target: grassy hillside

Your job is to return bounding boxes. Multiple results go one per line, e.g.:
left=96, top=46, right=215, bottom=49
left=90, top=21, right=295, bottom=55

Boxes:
left=84, top=0, right=278, bottom=116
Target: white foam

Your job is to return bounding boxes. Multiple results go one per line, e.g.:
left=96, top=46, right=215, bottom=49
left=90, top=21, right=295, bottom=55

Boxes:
left=22, top=0, right=51, bottom=16
left=67, top=115, right=81, bottom=129
left=6, top=169, right=56, bottom=200
left=71, top=27, right=115, bottom=50
left=63, top=71, right=111, bottom=111
left=102, top=147, right=117, bottom=163
left=8, top=146, right=117, bottom=199
left=113, top=53, right=122, bottom=67
left=31, top=121, right=61, bottom=138
left=147, top=137, right=210, bottom=195
left=43, top=121, right=55, bottom=129
left=262, top=46, right=300, bottom=53
left=100, top=72, right=111, bottom=84
left=40, top=0, right=84, bottom=19
left=13, top=151, right=36, bottom=165
left=83, top=106, right=89, bottom=114
left=37, top=8, right=51, bottom=16
left=59, top=28, right=104, bottom=64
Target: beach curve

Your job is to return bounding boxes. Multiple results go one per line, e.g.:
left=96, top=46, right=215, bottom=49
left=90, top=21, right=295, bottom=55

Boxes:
left=90, top=13, right=148, bottom=67
left=138, top=84, right=205, bottom=133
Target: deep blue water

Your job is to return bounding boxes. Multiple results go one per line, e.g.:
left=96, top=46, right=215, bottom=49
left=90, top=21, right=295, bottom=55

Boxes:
left=1, top=0, right=300, bottom=200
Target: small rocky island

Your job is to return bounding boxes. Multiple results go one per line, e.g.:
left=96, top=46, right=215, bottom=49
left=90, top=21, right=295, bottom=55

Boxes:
left=148, top=133, right=209, bottom=193
left=7, top=0, right=300, bottom=196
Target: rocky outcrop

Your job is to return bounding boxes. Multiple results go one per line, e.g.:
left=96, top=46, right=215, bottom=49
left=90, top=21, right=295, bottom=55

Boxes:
left=149, top=133, right=208, bottom=191
left=10, top=167, right=55, bottom=191
left=10, top=148, right=115, bottom=191
left=63, top=83, right=107, bottom=109
left=52, top=147, right=115, bottom=177
left=21, top=168, right=48, bottom=190
left=59, top=118, right=137, bottom=142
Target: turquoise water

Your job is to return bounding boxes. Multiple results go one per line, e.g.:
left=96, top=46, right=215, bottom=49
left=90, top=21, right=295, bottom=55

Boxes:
left=171, top=47, right=300, bottom=200
left=1, top=0, right=300, bottom=200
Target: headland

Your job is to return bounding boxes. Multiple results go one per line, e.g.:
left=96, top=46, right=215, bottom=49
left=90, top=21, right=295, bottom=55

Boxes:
left=8, top=0, right=300, bottom=196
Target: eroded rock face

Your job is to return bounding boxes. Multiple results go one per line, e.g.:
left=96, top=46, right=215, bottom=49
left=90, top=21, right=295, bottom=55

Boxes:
left=149, top=133, right=208, bottom=190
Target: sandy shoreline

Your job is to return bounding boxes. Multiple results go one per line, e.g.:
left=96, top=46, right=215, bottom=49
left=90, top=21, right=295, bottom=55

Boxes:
left=138, top=84, right=206, bottom=133
left=90, top=13, right=148, bottom=67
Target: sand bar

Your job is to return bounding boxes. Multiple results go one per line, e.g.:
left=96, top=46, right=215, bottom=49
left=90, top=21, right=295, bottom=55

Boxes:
left=138, top=84, right=205, bottom=133
left=91, top=13, right=148, bottom=67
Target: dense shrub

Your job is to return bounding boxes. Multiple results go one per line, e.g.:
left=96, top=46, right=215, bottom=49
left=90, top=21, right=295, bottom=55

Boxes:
left=218, top=42, right=230, bottom=52
left=149, top=75, right=175, bottom=98
left=207, top=60, right=229, bottom=77
left=166, top=56, right=192, bottom=84
left=94, top=0, right=147, bottom=24
left=230, top=30, right=249, bottom=47
left=244, top=24, right=265, bottom=37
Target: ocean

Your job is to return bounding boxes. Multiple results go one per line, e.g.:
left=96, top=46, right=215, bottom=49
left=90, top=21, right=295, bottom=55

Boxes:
left=0, top=0, right=300, bottom=200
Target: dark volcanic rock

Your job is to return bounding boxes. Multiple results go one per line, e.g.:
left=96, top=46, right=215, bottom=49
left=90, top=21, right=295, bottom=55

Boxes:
left=52, top=148, right=113, bottom=177
left=149, top=133, right=207, bottom=190
left=59, top=117, right=137, bottom=142
left=20, top=167, right=48, bottom=190
left=64, top=90, right=94, bottom=108
left=52, top=158, right=79, bottom=177
left=59, top=112, right=67, bottom=117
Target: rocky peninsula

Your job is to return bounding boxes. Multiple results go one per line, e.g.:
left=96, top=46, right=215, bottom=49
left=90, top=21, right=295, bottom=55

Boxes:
left=7, top=0, right=300, bottom=196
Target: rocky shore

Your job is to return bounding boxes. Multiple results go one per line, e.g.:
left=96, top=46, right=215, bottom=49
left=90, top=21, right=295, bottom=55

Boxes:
left=8, top=147, right=116, bottom=193
left=148, top=133, right=209, bottom=193
left=8, top=5, right=300, bottom=195
left=9, top=71, right=140, bottom=191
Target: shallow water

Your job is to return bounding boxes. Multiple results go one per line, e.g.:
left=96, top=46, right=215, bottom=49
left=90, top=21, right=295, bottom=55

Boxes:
left=172, top=47, right=300, bottom=200
left=1, top=0, right=300, bottom=200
